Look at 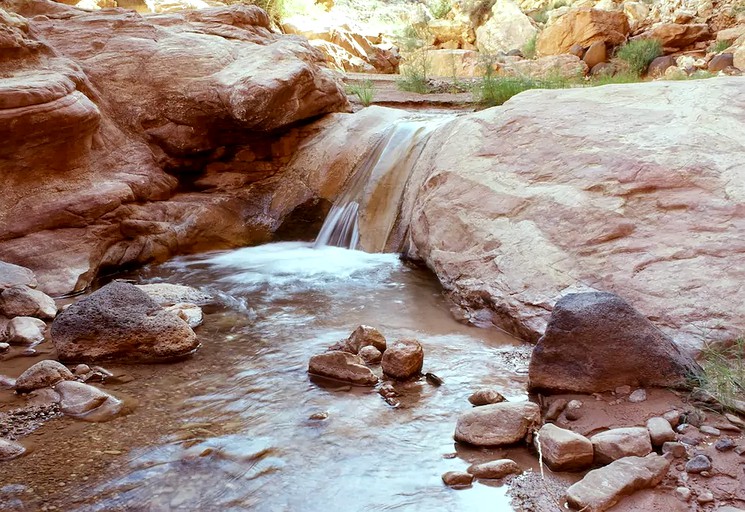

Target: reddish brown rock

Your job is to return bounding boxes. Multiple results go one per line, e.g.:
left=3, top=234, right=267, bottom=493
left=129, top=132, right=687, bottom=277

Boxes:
left=308, top=351, right=378, bottom=386
left=647, top=55, right=676, bottom=76
left=381, top=339, right=423, bottom=380
left=537, top=9, right=629, bottom=56
left=583, top=41, right=607, bottom=69
left=0, top=1, right=349, bottom=296
left=708, top=53, right=734, bottom=72
left=643, top=24, right=712, bottom=49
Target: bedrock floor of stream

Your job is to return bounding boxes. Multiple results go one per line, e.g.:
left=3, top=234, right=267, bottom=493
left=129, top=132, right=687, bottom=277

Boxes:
left=1, top=242, right=549, bottom=512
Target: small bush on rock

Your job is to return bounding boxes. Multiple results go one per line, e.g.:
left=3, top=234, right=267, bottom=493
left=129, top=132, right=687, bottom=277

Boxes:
left=698, top=338, right=745, bottom=412
left=429, top=0, right=452, bottom=19
left=616, top=39, right=663, bottom=76
left=396, top=50, right=432, bottom=94
left=346, top=79, right=375, bottom=106
left=522, top=34, right=537, bottom=60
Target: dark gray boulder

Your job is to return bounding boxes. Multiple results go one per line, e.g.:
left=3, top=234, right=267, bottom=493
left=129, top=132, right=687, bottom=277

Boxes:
left=528, top=292, right=700, bottom=394
left=51, top=281, right=198, bottom=362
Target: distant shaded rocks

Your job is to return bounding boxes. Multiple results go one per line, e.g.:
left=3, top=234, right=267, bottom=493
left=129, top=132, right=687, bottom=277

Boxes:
left=528, top=292, right=700, bottom=394
left=381, top=339, right=423, bottom=380
left=308, top=351, right=378, bottom=386
left=454, top=401, right=540, bottom=446
left=468, top=388, right=506, bottom=406
left=15, top=360, right=74, bottom=393
left=51, top=281, right=198, bottom=362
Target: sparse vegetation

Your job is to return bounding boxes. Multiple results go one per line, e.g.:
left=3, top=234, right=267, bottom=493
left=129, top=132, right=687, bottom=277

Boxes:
left=346, top=79, right=375, bottom=106
left=428, top=0, right=452, bottom=19
left=529, top=0, right=568, bottom=24
left=616, top=39, right=663, bottom=76
left=396, top=50, right=432, bottom=93
left=710, top=40, right=732, bottom=54
left=522, top=34, right=538, bottom=60
left=698, top=338, right=745, bottom=413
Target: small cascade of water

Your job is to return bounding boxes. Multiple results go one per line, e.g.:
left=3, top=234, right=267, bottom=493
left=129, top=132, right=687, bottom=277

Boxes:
left=314, top=116, right=450, bottom=252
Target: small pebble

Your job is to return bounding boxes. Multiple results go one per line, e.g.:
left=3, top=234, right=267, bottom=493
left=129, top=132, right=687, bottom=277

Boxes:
left=0, top=342, right=9, bottom=352
left=715, top=438, right=735, bottom=452
left=628, top=389, right=647, bottom=403
left=696, top=491, right=714, bottom=504
left=564, top=400, right=583, bottom=421
left=308, top=412, right=329, bottom=421
left=662, top=442, right=687, bottom=458
left=468, top=388, right=505, bottom=406
left=544, top=399, right=568, bottom=421
left=685, top=454, right=712, bottom=474
left=663, top=410, right=681, bottom=427
left=735, top=445, right=745, bottom=456
left=675, top=487, right=691, bottom=501
left=614, top=385, right=631, bottom=395
left=74, top=364, right=91, bottom=376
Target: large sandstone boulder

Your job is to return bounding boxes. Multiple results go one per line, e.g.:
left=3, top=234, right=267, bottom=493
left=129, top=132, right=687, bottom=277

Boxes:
left=475, top=0, right=538, bottom=54
left=501, top=54, right=588, bottom=79
left=642, top=23, right=712, bottom=48
left=566, top=454, right=670, bottom=512
left=51, top=281, right=198, bottom=362
left=527, top=292, right=700, bottom=393
left=537, top=8, right=630, bottom=56
left=399, top=78, right=745, bottom=350
left=454, top=401, right=540, bottom=446
left=0, top=1, right=349, bottom=296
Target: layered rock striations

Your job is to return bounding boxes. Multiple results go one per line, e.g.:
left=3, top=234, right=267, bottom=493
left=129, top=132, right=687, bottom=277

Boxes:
left=0, top=0, right=349, bottom=296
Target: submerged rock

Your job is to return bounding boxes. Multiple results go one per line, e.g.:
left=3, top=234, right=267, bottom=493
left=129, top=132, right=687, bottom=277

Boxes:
left=15, top=360, right=74, bottom=393
left=535, top=423, right=593, bottom=472
left=0, top=439, right=26, bottom=461
left=344, top=325, right=387, bottom=354
left=442, top=471, right=473, bottom=487
left=51, top=281, right=198, bottom=362
left=468, top=388, right=506, bottom=406
left=566, top=454, right=670, bottom=512
left=528, top=292, right=700, bottom=393
left=454, top=401, right=540, bottom=446
left=55, top=381, right=124, bottom=422
left=467, top=459, right=521, bottom=479
left=0, top=286, right=56, bottom=320
left=591, top=427, right=652, bottom=465
left=308, top=351, right=378, bottom=386
left=381, top=339, right=423, bottom=380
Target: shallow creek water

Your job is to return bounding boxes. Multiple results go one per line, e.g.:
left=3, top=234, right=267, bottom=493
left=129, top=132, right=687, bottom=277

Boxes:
left=3, top=242, right=539, bottom=511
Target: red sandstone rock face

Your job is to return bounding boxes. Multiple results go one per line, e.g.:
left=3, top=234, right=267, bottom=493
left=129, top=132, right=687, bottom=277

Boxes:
left=0, top=1, right=349, bottom=295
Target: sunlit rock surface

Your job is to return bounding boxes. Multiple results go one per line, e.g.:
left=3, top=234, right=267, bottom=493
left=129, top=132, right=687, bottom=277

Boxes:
left=404, top=77, right=745, bottom=350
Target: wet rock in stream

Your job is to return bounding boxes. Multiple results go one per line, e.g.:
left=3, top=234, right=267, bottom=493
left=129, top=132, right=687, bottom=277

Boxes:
left=468, top=388, right=506, bottom=406
left=51, top=281, right=198, bottom=362
left=14, top=360, right=75, bottom=393
left=0, top=438, right=26, bottom=460
left=467, top=459, right=521, bottom=479
left=381, top=339, right=423, bottom=380
left=344, top=325, right=387, bottom=354
left=308, top=351, right=378, bottom=386
left=454, top=402, right=540, bottom=446
left=55, top=381, right=124, bottom=422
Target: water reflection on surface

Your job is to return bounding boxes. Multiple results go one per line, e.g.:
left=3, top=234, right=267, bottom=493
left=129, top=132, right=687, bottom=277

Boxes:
left=83, top=242, right=531, bottom=512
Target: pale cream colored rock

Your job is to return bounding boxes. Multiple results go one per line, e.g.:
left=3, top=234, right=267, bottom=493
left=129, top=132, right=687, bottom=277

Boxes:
left=164, top=303, right=204, bottom=329
left=6, top=316, right=46, bottom=344
left=55, top=380, right=124, bottom=422
left=536, top=423, right=594, bottom=471
left=501, top=54, right=588, bottom=79
left=426, top=49, right=484, bottom=78
left=591, top=427, right=652, bottom=464
left=566, top=454, right=671, bottom=512
left=624, top=1, right=650, bottom=31
left=454, top=402, right=540, bottom=446
left=475, top=0, right=538, bottom=54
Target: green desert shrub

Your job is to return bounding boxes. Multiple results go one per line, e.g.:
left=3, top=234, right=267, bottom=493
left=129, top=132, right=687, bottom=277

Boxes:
left=346, top=79, right=375, bottom=106
left=710, top=40, right=731, bottom=53
left=698, top=338, right=745, bottom=412
left=396, top=50, right=432, bottom=93
left=522, top=34, right=538, bottom=60
left=429, top=0, right=452, bottom=19
left=616, top=39, right=663, bottom=76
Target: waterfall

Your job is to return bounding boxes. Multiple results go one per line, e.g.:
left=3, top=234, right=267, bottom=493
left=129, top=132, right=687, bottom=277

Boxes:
left=314, top=116, right=449, bottom=252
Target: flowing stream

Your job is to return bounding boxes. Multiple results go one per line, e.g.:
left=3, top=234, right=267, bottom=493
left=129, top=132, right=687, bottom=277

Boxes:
left=56, top=242, right=533, bottom=512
